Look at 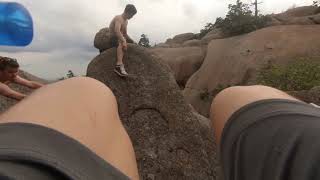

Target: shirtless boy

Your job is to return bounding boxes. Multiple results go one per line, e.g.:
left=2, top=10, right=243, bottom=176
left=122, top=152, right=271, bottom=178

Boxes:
left=109, top=4, right=137, bottom=76
left=0, top=56, right=43, bottom=100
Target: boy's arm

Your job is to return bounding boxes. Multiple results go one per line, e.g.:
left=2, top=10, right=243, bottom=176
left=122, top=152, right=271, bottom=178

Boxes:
left=0, top=83, right=26, bottom=100
left=123, top=21, right=134, bottom=43
left=14, top=76, right=43, bottom=89
left=115, top=18, right=126, bottom=44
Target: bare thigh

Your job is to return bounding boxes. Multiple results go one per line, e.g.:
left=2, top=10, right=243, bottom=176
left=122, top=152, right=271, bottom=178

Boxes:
left=0, top=77, right=139, bottom=179
left=210, top=85, right=300, bottom=145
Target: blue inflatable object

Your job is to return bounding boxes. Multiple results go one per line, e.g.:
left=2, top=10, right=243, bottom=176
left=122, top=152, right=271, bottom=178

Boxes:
left=0, top=2, right=33, bottom=46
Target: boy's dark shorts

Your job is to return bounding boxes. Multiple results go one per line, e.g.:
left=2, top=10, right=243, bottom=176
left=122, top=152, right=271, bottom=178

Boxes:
left=0, top=123, right=129, bottom=179
left=110, top=36, right=133, bottom=48
left=221, top=99, right=320, bottom=180
left=110, top=35, right=119, bottom=48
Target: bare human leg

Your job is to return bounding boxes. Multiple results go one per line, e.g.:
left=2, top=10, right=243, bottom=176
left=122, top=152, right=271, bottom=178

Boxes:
left=116, top=44, right=124, bottom=66
left=0, top=77, right=139, bottom=179
left=210, top=85, right=300, bottom=145
left=115, top=44, right=129, bottom=76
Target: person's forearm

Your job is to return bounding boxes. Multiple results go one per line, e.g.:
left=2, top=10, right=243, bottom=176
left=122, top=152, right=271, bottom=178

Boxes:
left=116, top=30, right=126, bottom=43
left=0, top=82, right=27, bottom=100
left=125, top=35, right=134, bottom=43
left=13, top=93, right=26, bottom=100
left=6, top=91, right=26, bottom=100
left=31, top=81, right=43, bottom=89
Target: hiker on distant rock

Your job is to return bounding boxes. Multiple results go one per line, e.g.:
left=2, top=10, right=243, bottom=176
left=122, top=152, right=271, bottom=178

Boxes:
left=109, top=4, right=137, bottom=77
left=0, top=56, right=43, bottom=100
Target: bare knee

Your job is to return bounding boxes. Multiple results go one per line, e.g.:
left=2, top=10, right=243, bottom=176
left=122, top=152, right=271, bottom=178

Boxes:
left=54, top=76, right=108, bottom=89
left=47, top=77, right=116, bottom=101
left=211, top=86, right=250, bottom=116
left=210, top=85, right=299, bottom=144
left=211, top=85, right=297, bottom=113
left=117, top=44, right=125, bottom=51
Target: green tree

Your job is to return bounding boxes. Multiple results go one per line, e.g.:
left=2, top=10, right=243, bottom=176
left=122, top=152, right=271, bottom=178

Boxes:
left=252, top=0, right=263, bottom=17
left=138, top=34, right=151, bottom=48
left=215, top=0, right=257, bottom=36
left=67, top=70, right=75, bottom=78
left=200, top=0, right=270, bottom=37
left=198, top=22, right=215, bottom=38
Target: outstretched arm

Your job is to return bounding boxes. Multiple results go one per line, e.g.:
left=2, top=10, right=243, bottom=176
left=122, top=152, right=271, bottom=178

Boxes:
left=0, top=83, right=26, bottom=100
left=123, top=21, right=134, bottom=43
left=115, top=18, right=126, bottom=44
left=14, top=76, right=43, bottom=89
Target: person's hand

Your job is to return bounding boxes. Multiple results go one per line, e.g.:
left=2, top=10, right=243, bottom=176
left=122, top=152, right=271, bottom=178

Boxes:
left=122, top=41, right=128, bottom=51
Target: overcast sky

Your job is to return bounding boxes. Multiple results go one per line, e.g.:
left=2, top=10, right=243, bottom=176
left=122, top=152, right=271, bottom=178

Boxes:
left=0, top=0, right=314, bottom=80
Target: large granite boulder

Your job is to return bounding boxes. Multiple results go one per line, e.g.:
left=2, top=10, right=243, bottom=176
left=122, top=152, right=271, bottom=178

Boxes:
left=94, top=27, right=113, bottom=52
left=201, top=28, right=226, bottom=44
left=149, top=47, right=206, bottom=87
left=280, top=6, right=319, bottom=17
left=308, top=14, right=320, bottom=24
left=271, top=6, right=320, bottom=25
left=165, top=33, right=196, bottom=45
left=290, top=86, right=320, bottom=105
left=182, top=39, right=203, bottom=47
left=87, top=44, right=218, bottom=179
left=183, top=25, right=320, bottom=117
left=155, top=43, right=171, bottom=48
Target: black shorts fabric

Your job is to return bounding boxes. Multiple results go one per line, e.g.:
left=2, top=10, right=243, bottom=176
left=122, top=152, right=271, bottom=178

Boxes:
left=110, top=35, right=119, bottom=48
left=221, top=99, right=320, bottom=180
left=0, top=123, right=129, bottom=180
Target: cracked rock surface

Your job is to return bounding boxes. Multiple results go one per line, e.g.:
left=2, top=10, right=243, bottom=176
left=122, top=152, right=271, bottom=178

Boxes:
left=87, top=44, right=219, bottom=180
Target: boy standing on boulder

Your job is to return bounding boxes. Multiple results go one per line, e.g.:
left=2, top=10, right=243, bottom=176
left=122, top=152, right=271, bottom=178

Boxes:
left=109, top=4, right=137, bottom=77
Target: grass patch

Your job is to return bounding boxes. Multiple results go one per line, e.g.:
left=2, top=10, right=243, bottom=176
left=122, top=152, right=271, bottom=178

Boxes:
left=257, top=58, right=320, bottom=91
left=199, top=85, right=233, bottom=101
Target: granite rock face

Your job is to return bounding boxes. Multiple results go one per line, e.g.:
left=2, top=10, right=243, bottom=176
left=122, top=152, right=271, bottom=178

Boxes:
left=87, top=44, right=219, bottom=179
